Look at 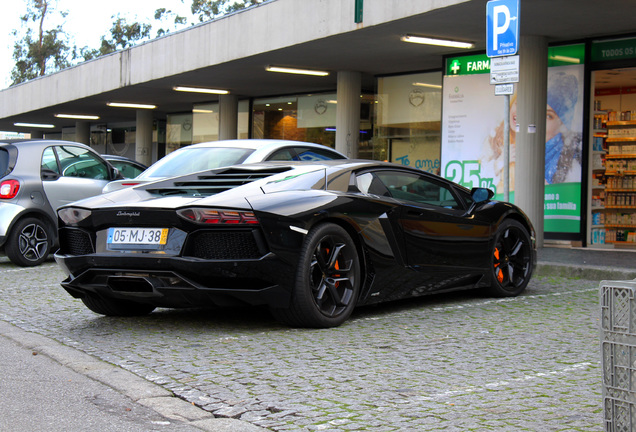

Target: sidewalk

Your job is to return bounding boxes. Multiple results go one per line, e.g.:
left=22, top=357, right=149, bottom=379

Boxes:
left=536, top=246, right=636, bottom=280
left=0, top=321, right=267, bottom=432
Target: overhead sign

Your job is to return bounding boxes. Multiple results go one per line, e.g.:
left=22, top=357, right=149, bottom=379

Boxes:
left=490, top=55, right=519, bottom=84
left=486, top=0, right=520, bottom=57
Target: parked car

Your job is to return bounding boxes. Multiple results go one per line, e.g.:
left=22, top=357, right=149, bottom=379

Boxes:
left=101, top=155, right=147, bottom=179
left=102, top=139, right=347, bottom=193
left=55, top=159, right=536, bottom=328
left=0, top=139, right=123, bottom=266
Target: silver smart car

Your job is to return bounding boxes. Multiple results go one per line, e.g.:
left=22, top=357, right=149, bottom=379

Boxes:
left=0, top=139, right=124, bottom=266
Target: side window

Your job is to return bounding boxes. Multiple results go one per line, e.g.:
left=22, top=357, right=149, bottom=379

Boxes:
left=56, top=146, right=109, bottom=180
left=267, top=148, right=296, bottom=161
left=108, top=160, right=144, bottom=179
left=356, top=172, right=390, bottom=197
left=375, top=171, right=461, bottom=209
left=41, top=147, right=59, bottom=173
left=295, top=147, right=343, bottom=161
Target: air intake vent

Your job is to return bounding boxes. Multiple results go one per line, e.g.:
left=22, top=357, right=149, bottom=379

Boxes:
left=147, top=167, right=292, bottom=197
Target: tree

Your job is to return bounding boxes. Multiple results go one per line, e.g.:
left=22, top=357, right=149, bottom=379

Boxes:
left=80, top=9, right=190, bottom=61
left=11, top=0, right=267, bottom=82
left=191, top=0, right=265, bottom=22
left=80, top=15, right=152, bottom=61
left=11, top=0, right=74, bottom=85
left=154, top=8, right=189, bottom=38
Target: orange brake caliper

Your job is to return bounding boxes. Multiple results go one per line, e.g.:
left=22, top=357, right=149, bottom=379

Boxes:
left=494, top=247, right=504, bottom=283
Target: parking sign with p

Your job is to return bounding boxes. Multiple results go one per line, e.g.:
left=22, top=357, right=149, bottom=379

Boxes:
left=486, top=0, right=519, bottom=58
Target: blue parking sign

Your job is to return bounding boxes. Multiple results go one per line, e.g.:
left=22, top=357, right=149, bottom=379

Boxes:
left=486, top=0, right=519, bottom=57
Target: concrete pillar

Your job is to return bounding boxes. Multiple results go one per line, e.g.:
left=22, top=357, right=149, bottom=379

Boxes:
left=136, top=109, right=153, bottom=166
left=75, top=121, right=90, bottom=145
left=515, top=35, right=548, bottom=247
left=30, top=130, right=44, bottom=139
left=219, top=94, right=239, bottom=141
left=335, top=71, right=361, bottom=158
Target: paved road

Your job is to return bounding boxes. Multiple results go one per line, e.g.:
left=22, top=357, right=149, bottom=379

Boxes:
left=0, top=258, right=603, bottom=431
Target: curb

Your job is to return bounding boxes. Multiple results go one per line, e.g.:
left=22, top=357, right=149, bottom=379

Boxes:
left=536, top=262, right=636, bottom=281
left=0, top=320, right=268, bottom=432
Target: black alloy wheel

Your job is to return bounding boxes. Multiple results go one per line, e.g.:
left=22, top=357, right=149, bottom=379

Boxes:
left=5, top=217, right=51, bottom=267
left=488, top=219, right=533, bottom=297
left=271, top=223, right=360, bottom=328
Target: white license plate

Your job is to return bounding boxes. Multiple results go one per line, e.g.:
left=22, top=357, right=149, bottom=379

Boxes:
left=107, top=227, right=169, bottom=250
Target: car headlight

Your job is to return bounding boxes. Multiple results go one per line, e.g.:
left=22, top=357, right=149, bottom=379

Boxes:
left=58, top=207, right=92, bottom=225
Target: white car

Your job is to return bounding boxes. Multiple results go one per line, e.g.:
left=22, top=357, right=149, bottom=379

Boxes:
left=102, top=139, right=347, bottom=193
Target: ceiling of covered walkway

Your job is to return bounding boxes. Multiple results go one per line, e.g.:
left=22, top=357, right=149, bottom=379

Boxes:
left=1, top=0, right=635, bottom=132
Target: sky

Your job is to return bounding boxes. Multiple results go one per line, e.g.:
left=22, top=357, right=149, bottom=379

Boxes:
left=0, top=0, right=196, bottom=89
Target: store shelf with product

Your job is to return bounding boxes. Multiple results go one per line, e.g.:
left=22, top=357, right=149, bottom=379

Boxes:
left=589, top=115, right=636, bottom=247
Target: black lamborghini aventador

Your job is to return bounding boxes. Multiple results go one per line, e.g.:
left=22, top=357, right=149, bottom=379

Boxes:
left=54, top=159, right=536, bottom=328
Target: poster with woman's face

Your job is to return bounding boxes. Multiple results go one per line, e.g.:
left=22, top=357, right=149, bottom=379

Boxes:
left=544, top=64, right=584, bottom=233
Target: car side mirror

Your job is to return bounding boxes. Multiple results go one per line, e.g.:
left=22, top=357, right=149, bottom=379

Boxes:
left=470, top=187, right=494, bottom=203
left=464, top=187, right=495, bottom=217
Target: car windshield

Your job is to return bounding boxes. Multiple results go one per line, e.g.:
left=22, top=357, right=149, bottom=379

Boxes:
left=138, top=147, right=255, bottom=179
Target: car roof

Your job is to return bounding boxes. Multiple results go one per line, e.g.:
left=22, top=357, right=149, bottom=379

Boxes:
left=0, top=139, right=93, bottom=149
left=102, top=154, right=144, bottom=163
left=182, top=139, right=340, bottom=151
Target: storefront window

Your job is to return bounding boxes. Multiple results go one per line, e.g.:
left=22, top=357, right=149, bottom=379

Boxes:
left=167, top=113, right=193, bottom=153
left=589, top=37, right=636, bottom=247
left=374, top=72, right=442, bottom=173
left=252, top=95, right=337, bottom=148
left=191, top=100, right=250, bottom=143
left=193, top=103, right=218, bottom=143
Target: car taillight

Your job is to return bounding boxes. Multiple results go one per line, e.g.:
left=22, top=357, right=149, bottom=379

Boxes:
left=177, top=208, right=259, bottom=225
left=0, top=179, right=20, bottom=199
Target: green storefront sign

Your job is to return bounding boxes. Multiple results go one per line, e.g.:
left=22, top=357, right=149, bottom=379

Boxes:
left=446, top=45, right=585, bottom=76
left=446, top=54, right=491, bottom=76
left=591, top=38, right=636, bottom=62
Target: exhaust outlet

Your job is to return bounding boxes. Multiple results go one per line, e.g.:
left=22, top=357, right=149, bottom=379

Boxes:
left=107, top=276, right=155, bottom=293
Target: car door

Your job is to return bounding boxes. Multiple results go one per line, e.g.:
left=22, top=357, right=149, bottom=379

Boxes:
left=371, top=169, right=492, bottom=273
left=41, top=145, right=113, bottom=209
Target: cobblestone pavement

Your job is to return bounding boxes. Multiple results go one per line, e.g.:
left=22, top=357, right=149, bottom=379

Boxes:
left=0, top=258, right=603, bottom=431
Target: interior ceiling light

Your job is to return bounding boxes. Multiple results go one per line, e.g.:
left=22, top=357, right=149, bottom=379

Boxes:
left=413, top=82, right=443, bottom=89
left=265, top=66, right=330, bottom=77
left=173, top=86, right=229, bottom=95
left=401, top=35, right=474, bottom=49
left=107, top=102, right=156, bottom=109
left=14, top=122, right=55, bottom=128
left=549, top=55, right=581, bottom=64
left=55, top=114, right=100, bottom=120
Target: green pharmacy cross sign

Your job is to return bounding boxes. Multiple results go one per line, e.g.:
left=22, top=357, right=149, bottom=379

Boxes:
left=446, top=55, right=492, bottom=76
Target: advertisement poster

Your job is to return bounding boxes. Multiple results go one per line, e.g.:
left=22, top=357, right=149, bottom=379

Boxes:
left=441, top=45, right=585, bottom=234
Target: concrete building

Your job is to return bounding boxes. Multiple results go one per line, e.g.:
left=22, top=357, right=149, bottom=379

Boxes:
left=1, top=0, right=636, bottom=249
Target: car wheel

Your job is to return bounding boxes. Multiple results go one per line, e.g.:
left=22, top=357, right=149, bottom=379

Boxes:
left=487, top=219, right=534, bottom=297
left=81, top=294, right=156, bottom=317
left=271, top=223, right=360, bottom=328
left=5, top=217, right=52, bottom=267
